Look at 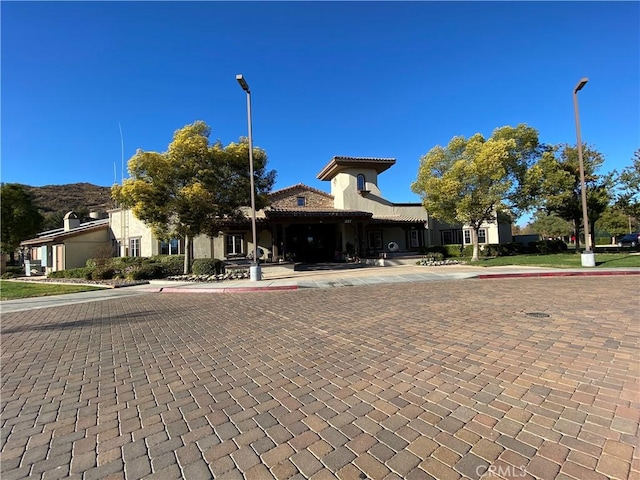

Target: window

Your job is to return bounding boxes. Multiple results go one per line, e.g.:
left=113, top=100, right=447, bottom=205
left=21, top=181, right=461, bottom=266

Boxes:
left=226, top=233, right=244, bottom=256
left=464, top=229, right=487, bottom=244
left=357, top=174, right=366, bottom=192
left=129, top=237, right=141, bottom=257
left=367, top=231, right=383, bottom=250
left=160, top=238, right=180, bottom=255
left=442, top=229, right=463, bottom=245
left=296, top=196, right=306, bottom=207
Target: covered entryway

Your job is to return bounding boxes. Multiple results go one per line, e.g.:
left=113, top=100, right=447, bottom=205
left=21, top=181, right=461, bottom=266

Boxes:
left=285, top=223, right=337, bottom=263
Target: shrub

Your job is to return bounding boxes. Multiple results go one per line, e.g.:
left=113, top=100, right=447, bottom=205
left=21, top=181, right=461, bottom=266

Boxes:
left=68, top=267, right=93, bottom=278
left=107, top=256, right=144, bottom=271
left=86, top=257, right=108, bottom=269
left=48, top=267, right=94, bottom=279
left=462, top=245, right=475, bottom=257
left=421, top=252, right=444, bottom=262
left=91, top=267, right=116, bottom=280
left=1, top=272, right=17, bottom=279
left=5, top=266, right=24, bottom=276
left=192, top=258, right=225, bottom=276
left=423, top=245, right=448, bottom=257
left=443, top=244, right=465, bottom=258
left=528, top=239, right=568, bottom=254
left=124, top=264, right=162, bottom=280
left=152, top=255, right=185, bottom=277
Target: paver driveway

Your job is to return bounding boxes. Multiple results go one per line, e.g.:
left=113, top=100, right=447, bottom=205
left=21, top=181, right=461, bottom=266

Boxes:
left=1, top=277, right=638, bottom=479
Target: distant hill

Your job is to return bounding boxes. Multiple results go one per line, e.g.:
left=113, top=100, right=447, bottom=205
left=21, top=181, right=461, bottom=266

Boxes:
left=24, top=182, right=115, bottom=216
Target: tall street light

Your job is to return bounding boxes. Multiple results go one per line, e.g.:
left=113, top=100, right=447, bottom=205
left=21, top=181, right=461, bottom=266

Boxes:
left=573, top=77, right=595, bottom=267
left=236, top=74, right=262, bottom=281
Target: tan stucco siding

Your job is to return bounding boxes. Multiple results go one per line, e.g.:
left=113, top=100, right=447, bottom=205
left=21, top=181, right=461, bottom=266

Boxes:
left=331, top=169, right=385, bottom=210
left=193, top=234, right=215, bottom=259
left=63, top=229, right=111, bottom=269
left=110, top=209, right=157, bottom=256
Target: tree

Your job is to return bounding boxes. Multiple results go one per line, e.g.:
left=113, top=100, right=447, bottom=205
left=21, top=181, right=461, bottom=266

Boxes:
left=112, top=121, right=276, bottom=274
left=596, top=206, right=635, bottom=242
left=529, top=213, right=573, bottom=239
left=411, top=124, right=543, bottom=261
left=1, top=183, right=44, bottom=263
left=528, top=144, right=611, bottom=250
left=615, top=149, right=640, bottom=219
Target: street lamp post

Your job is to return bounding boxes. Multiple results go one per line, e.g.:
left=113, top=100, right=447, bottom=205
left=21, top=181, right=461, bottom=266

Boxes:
left=573, top=77, right=595, bottom=267
left=236, top=74, right=262, bottom=281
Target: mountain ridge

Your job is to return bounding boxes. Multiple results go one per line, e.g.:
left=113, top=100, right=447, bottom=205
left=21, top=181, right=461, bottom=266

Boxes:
left=22, top=182, right=115, bottom=215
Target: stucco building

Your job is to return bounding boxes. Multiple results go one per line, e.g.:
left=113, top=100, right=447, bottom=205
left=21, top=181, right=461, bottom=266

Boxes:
left=22, top=156, right=512, bottom=273
left=109, top=156, right=512, bottom=264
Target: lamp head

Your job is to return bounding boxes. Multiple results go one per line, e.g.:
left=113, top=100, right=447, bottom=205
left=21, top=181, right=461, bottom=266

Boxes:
left=236, top=74, right=250, bottom=93
left=574, top=77, right=589, bottom=93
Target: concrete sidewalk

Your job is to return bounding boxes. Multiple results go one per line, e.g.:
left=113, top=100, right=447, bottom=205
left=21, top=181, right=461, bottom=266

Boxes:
left=153, top=264, right=640, bottom=293
left=2, top=264, right=638, bottom=314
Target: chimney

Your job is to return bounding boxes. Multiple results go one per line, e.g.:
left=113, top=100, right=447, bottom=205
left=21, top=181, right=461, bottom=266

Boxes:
left=63, top=211, right=81, bottom=231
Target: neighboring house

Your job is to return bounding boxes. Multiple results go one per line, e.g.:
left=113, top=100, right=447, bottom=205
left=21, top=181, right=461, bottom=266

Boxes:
left=109, top=156, right=512, bottom=263
left=20, top=212, right=111, bottom=273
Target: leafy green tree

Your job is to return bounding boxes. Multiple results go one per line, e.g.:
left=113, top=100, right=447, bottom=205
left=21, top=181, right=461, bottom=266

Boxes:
left=615, top=149, right=640, bottom=219
left=529, top=213, right=573, bottom=239
left=596, top=206, right=636, bottom=242
left=412, top=124, right=543, bottom=261
left=1, top=183, right=44, bottom=263
left=41, top=211, right=66, bottom=231
left=41, top=207, right=91, bottom=231
left=528, top=144, right=611, bottom=250
left=112, top=121, right=276, bottom=274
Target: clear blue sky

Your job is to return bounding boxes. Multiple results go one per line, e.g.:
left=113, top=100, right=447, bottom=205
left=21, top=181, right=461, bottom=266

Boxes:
left=2, top=1, right=639, bottom=223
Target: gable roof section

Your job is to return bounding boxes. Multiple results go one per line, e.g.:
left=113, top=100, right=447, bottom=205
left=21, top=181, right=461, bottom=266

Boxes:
left=21, top=219, right=110, bottom=246
left=370, top=214, right=427, bottom=224
left=317, top=156, right=396, bottom=181
left=268, top=183, right=333, bottom=201
left=265, top=207, right=372, bottom=219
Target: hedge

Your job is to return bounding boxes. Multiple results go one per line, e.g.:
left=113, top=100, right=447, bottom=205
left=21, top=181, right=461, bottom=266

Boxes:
left=192, top=259, right=225, bottom=276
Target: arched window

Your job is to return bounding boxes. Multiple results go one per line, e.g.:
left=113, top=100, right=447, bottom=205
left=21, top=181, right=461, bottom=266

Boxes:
left=357, top=174, right=366, bottom=192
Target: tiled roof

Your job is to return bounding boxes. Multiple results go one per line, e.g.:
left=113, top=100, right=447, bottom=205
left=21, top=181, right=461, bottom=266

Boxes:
left=21, top=219, right=110, bottom=246
left=317, top=156, right=396, bottom=181
left=332, top=156, right=396, bottom=163
left=370, top=215, right=427, bottom=224
left=268, top=183, right=333, bottom=199
left=265, top=207, right=372, bottom=218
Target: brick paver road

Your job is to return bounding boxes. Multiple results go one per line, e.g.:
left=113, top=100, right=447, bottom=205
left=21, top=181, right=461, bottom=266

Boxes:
left=1, top=277, right=638, bottom=479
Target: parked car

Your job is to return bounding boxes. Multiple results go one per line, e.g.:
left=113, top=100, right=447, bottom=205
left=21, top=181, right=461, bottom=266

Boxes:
left=617, top=232, right=640, bottom=247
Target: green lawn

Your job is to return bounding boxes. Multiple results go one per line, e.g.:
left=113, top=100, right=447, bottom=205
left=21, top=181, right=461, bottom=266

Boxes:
left=466, top=253, right=640, bottom=268
left=0, top=280, right=105, bottom=301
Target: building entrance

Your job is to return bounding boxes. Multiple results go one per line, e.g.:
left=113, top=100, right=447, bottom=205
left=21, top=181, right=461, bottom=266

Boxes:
left=285, top=223, right=337, bottom=263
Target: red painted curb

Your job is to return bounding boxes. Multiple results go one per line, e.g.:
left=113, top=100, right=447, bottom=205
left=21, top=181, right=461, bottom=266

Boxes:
left=159, top=285, right=298, bottom=293
left=476, top=271, right=640, bottom=280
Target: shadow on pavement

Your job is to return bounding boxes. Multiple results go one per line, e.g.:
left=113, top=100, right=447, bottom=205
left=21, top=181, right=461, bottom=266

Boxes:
left=1, top=310, right=153, bottom=334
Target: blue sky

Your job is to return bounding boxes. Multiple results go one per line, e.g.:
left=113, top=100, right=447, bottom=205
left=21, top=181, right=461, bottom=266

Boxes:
left=2, top=1, right=639, bottom=224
